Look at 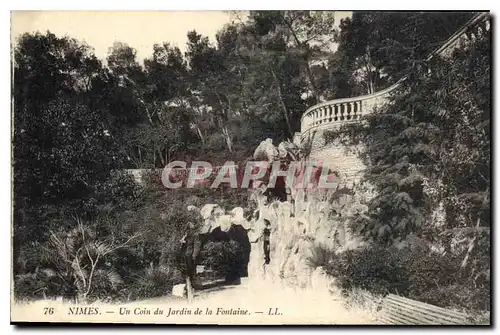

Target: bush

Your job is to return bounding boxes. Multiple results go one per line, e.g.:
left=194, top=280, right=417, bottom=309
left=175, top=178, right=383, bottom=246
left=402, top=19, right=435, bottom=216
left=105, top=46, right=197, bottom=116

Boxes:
left=13, top=167, right=252, bottom=303
left=14, top=270, right=71, bottom=301
left=325, top=245, right=408, bottom=295
left=123, top=264, right=184, bottom=301
left=306, top=243, right=337, bottom=269
left=201, top=240, right=245, bottom=282
left=321, top=243, right=490, bottom=313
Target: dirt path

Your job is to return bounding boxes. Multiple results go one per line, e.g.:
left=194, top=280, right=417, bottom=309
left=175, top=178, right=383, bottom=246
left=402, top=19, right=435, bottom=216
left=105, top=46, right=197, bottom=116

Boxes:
left=11, top=276, right=381, bottom=324
left=136, top=277, right=380, bottom=324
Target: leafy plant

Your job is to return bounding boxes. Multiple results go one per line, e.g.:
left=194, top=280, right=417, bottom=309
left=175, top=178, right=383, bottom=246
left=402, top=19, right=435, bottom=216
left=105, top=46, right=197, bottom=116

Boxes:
left=201, top=240, right=246, bottom=282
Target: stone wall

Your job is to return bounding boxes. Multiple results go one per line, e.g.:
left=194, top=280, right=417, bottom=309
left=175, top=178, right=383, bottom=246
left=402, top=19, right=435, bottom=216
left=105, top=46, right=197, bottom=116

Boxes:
left=298, top=86, right=392, bottom=187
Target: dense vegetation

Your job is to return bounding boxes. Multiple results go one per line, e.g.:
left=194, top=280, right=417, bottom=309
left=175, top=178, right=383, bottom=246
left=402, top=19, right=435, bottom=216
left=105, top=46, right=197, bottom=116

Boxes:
left=322, top=17, right=490, bottom=313
left=13, top=11, right=487, bottom=305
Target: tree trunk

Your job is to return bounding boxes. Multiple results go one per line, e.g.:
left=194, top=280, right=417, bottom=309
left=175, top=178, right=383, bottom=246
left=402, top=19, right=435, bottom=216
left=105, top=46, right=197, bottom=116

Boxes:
left=186, top=276, right=194, bottom=303
left=283, top=19, right=320, bottom=103
left=195, top=125, right=205, bottom=144
left=271, top=69, right=294, bottom=138
left=221, top=125, right=233, bottom=153
left=138, top=146, right=142, bottom=167
left=304, top=59, right=321, bottom=103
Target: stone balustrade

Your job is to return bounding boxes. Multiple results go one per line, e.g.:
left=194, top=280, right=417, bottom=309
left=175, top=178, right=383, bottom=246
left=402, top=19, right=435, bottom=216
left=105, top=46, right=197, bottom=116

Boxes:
left=299, top=81, right=401, bottom=144
left=296, top=12, right=489, bottom=185
left=298, top=12, right=490, bottom=151
left=296, top=81, right=402, bottom=186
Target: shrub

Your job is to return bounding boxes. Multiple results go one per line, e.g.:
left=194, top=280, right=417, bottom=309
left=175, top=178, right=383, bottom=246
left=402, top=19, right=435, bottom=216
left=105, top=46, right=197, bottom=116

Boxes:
left=201, top=240, right=245, bottom=282
left=325, top=245, right=408, bottom=295
left=14, top=270, right=70, bottom=301
left=321, top=242, right=489, bottom=313
left=124, top=264, right=184, bottom=301
left=306, top=243, right=337, bottom=269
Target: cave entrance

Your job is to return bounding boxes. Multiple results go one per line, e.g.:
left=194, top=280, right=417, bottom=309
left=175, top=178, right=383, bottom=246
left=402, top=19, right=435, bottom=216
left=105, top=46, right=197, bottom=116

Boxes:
left=198, top=225, right=251, bottom=286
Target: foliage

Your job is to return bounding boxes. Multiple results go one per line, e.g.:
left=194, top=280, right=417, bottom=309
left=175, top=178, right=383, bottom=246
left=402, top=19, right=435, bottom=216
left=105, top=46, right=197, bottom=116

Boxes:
left=318, top=26, right=491, bottom=314
left=306, top=243, right=338, bottom=269
left=327, top=25, right=490, bottom=248
left=12, top=12, right=489, bottom=306
left=124, top=264, right=184, bottom=301
left=201, top=240, right=246, bottom=281
left=331, top=12, right=476, bottom=95
left=325, top=245, right=408, bottom=296
left=322, top=243, right=489, bottom=312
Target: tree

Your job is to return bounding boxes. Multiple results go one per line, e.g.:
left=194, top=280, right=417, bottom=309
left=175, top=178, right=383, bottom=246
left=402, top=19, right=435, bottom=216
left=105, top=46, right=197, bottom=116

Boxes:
left=327, top=23, right=490, bottom=252
left=332, top=12, right=477, bottom=94
left=13, top=33, right=134, bottom=276
left=249, top=11, right=337, bottom=103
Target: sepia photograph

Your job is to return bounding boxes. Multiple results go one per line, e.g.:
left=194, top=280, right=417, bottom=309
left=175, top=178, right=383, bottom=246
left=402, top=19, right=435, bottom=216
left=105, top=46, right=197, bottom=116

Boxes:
left=10, top=10, right=491, bottom=325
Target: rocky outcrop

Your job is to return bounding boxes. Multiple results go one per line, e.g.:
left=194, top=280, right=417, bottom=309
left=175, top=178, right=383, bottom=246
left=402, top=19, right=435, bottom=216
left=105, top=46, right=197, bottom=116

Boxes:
left=185, top=178, right=371, bottom=293
left=245, top=185, right=370, bottom=289
left=253, top=138, right=279, bottom=161
left=253, top=138, right=301, bottom=162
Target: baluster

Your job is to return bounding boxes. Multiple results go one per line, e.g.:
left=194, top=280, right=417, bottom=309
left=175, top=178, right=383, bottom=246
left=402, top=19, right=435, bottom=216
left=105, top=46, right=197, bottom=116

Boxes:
left=347, top=102, right=353, bottom=120
left=340, top=104, right=345, bottom=121
left=328, top=105, right=332, bottom=122
left=334, top=104, right=338, bottom=121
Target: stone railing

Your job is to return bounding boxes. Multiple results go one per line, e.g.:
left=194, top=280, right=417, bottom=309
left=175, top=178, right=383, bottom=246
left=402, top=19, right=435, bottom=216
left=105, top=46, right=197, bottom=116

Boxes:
left=426, top=12, right=490, bottom=61
left=299, top=12, right=490, bottom=145
left=299, top=81, right=401, bottom=142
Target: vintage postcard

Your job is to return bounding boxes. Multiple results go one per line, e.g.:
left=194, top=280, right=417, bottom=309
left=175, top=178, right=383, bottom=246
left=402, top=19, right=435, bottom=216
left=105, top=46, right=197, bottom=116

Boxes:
left=10, top=10, right=491, bottom=325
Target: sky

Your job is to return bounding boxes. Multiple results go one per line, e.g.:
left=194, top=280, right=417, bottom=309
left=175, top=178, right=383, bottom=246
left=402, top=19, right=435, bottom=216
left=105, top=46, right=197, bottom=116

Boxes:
left=11, top=11, right=351, bottom=63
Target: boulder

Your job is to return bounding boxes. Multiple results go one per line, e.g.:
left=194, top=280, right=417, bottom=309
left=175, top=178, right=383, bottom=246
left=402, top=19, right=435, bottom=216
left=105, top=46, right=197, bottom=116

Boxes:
left=253, top=138, right=279, bottom=161
left=172, top=284, right=186, bottom=297
left=187, top=205, right=199, bottom=213
left=230, top=207, right=251, bottom=230
left=200, top=204, right=220, bottom=220
left=217, top=214, right=233, bottom=232
left=200, top=219, right=214, bottom=234
left=277, top=140, right=300, bottom=160
left=199, top=204, right=223, bottom=233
